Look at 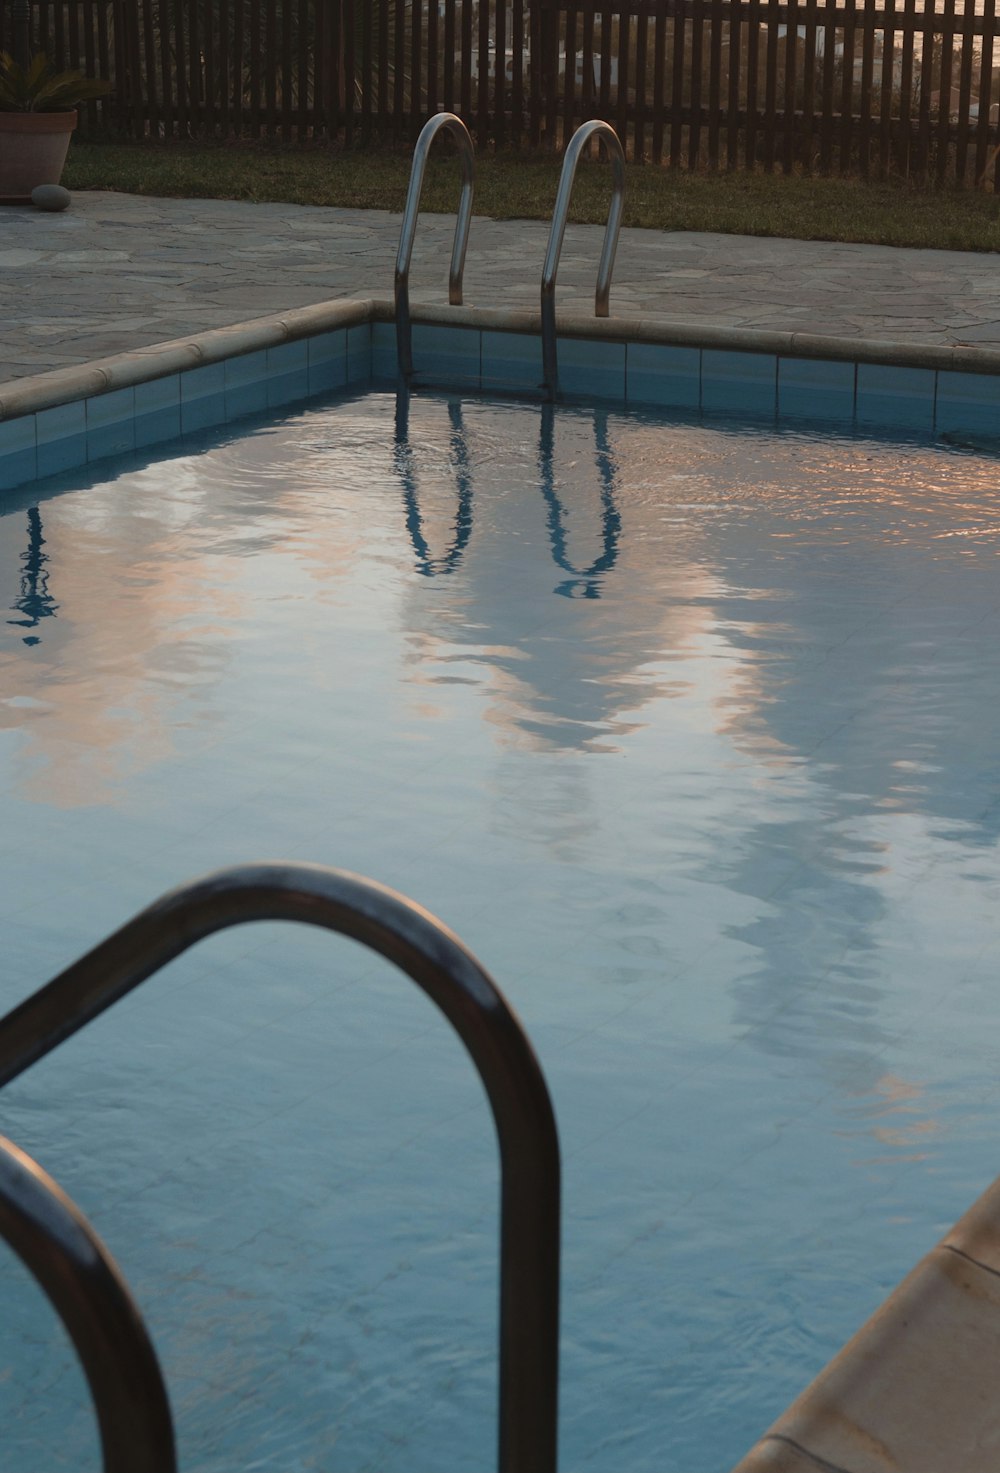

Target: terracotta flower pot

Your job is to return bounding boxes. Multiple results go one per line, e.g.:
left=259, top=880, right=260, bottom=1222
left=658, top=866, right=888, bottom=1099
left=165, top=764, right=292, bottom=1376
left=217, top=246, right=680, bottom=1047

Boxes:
left=0, top=110, right=77, bottom=205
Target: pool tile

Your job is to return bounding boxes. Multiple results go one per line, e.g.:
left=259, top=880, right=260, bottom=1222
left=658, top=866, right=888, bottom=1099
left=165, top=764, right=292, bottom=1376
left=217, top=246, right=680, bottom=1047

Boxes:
left=411, top=325, right=480, bottom=388
left=267, top=340, right=309, bottom=408
left=36, top=401, right=87, bottom=478
left=134, top=376, right=181, bottom=449
left=0, top=414, right=36, bottom=491
left=936, top=370, right=1000, bottom=437
left=87, top=386, right=136, bottom=460
left=371, top=323, right=399, bottom=382
left=347, top=324, right=372, bottom=385
left=481, top=330, right=544, bottom=394
left=626, top=343, right=700, bottom=409
left=307, top=330, right=348, bottom=395
left=557, top=338, right=626, bottom=401
left=856, top=363, right=936, bottom=432
left=225, top=349, right=269, bottom=418
left=180, top=363, right=227, bottom=434
left=702, top=350, right=778, bottom=418
left=778, top=357, right=856, bottom=423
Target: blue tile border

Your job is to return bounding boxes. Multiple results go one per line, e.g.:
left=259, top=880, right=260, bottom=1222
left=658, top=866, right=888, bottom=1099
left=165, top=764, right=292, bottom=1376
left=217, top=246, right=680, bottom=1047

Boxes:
left=5, top=315, right=1000, bottom=496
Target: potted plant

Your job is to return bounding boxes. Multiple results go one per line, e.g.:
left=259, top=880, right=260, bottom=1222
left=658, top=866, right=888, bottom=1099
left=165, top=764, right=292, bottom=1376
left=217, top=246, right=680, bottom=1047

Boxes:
left=0, top=52, right=111, bottom=204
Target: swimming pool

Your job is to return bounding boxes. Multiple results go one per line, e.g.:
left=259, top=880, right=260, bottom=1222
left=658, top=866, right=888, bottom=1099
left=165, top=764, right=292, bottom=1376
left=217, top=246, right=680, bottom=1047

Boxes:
left=2, top=387, right=1000, bottom=1471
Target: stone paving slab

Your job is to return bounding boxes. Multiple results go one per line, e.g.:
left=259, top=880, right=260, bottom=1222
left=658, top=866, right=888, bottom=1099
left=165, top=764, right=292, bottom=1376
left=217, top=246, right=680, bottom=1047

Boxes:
left=2, top=189, right=999, bottom=384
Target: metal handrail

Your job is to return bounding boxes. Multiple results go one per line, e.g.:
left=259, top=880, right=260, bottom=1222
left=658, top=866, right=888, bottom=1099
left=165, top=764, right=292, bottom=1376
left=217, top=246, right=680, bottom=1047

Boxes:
left=541, top=121, right=626, bottom=398
left=0, top=1134, right=176, bottom=1473
left=395, top=112, right=476, bottom=381
left=0, top=863, right=560, bottom=1473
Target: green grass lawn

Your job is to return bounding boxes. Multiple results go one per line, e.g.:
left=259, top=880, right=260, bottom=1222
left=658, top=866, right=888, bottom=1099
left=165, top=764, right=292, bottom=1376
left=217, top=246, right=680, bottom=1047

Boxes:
left=64, top=139, right=1000, bottom=253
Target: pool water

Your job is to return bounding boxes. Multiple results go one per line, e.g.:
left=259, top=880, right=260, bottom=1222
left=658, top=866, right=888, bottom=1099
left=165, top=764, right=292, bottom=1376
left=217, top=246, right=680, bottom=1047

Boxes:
left=2, top=390, right=1000, bottom=1472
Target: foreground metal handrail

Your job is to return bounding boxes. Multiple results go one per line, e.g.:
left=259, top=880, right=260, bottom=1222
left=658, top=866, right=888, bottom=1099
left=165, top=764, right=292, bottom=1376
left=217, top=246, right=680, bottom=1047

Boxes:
left=541, top=121, right=626, bottom=398
left=395, top=113, right=476, bottom=381
left=0, top=863, right=560, bottom=1473
left=0, top=1135, right=176, bottom=1473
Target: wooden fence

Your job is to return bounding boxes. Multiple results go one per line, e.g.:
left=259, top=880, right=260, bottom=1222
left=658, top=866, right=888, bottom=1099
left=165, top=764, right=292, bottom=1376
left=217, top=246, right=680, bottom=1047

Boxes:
left=4, top=0, right=1000, bottom=184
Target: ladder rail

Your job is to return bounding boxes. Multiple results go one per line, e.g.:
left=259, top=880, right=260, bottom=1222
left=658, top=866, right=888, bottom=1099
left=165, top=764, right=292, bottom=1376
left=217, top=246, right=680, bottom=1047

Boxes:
left=0, top=862, right=560, bottom=1473
left=395, top=112, right=476, bottom=380
left=0, top=1134, right=176, bottom=1473
left=541, top=121, right=626, bottom=398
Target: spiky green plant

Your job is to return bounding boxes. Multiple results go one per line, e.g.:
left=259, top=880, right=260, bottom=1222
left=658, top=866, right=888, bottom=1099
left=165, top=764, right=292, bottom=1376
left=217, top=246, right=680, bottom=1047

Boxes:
left=0, top=51, right=112, bottom=112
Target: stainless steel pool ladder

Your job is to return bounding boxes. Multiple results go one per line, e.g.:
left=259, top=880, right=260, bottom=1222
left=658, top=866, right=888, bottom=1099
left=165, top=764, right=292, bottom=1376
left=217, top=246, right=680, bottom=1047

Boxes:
left=396, top=112, right=476, bottom=381
left=0, top=1135, right=176, bottom=1473
left=0, top=863, right=561, bottom=1473
left=541, top=120, right=626, bottom=399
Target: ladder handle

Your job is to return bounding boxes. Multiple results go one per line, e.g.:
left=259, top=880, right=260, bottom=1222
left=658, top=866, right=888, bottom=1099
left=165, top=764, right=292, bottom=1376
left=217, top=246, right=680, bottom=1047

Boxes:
left=0, top=1135, right=176, bottom=1473
left=0, top=862, right=560, bottom=1473
left=396, top=113, right=476, bottom=380
left=541, top=121, right=626, bottom=397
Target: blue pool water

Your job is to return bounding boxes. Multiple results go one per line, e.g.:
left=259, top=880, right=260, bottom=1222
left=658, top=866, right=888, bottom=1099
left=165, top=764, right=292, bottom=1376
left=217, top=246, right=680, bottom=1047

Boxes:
left=2, top=390, right=1000, bottom=1471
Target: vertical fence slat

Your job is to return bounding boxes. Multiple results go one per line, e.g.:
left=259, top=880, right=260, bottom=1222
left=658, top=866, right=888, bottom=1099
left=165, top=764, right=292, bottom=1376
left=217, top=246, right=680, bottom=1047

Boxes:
left=426, top=0, right=439, bottom=118
left=635, top=2, right=650, bottom=160
left=801, top=0, right=817, bottom=168
left=329, top=0, right=343, bottom=143
left=689, top=0, right=705, bottom=166
left=745, top=0, right=761, bottom=166
left=877, top=0, right=895, bottom=175
left=598, top=4, right=612, bottom=115
left=98, top=0, right=114, bottom=133
left=707, top=0, right=723, bottom=166
left=361, top=0, right=374, bottom=141
left=344, top=0, right=356, bottom=141
left=580, top=4, right=595, bottom=123
left=376, top=0, right=389, bottom=132
left=461, top=0, right=474, bottom=124
left=651, top=6, right=666, bottom=162
left=726, top=0, right=742, bottom=167
left=280, top=0, right=293, bottom=139
left=189, top=0, right=202, bottom=132
left=897, top=0, right=916, bottom=175
left=763, top=0, right=780, bottom=169
left=818, top=0, right=836, bottom=170
left=203, top=0, right=216, bottom=137
left=838, top=0, right=855, bottom=171
left=858, top=0, right=877, bottom=178
left=477, top=0, right=490, bottom=143
left=954, top=0, right=976, bottom=184
left=444, top=0, right=457, bottom=111
left=974, top=0, right=997, bottom=184
left=564, top=6, right=579, bottom=139
left=512, top=0, right=526, bottom=143
left=313, top=0, right=325, bottom=135
left=781, top=0, right=798, bottom=172
left=298, top=0, right=310, bottom=138
left=669, top=0, right=685, bottom=164
left=617, top=10, right=631, bottom=148
left=937, top=0, right=956, bottom=181
left=496, top=0, right=507, bottom=144
left=85, top=0, right=97, bottom=94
